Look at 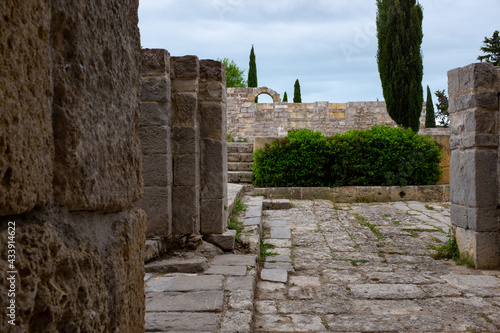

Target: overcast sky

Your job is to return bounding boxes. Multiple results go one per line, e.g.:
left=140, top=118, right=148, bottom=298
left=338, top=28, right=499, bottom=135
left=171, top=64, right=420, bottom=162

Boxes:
left=138, top=0, right=499, bottom=103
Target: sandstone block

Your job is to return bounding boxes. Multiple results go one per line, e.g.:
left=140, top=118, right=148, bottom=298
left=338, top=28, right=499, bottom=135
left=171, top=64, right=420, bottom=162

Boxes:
left=145, top=312, right=219, bottom=332
left=136, top=186, right=172, bottom=238
left=200, top=102, right=225, bottom=140
left=173, top=154, right=199, bottom=186
left=464, top=110, right=497, bottom=134
left=450, top=150, right=466, bottom=205
left=200, top=59, right=226, bottom=81
left=141, top=76, right=171, bottom=102
left=388, top=186, right=417, bottom=201
left=199, top=81, right=227, bottom=101
left=172, top=126, right=199, bottom=154
left=139, top=125, right=170, bottom=155
left=464, top=149, right=497, bottom=207
left=466, top=207, right=499, bottom=232
left=0, top=0, right=53, bottom=216
left=142, top=154, right=172, bottom=187
left=301, top=187, right=332, bottom=200
left=170, top=55, right=199, bottom=79
left=172, top=92, right=198, bottom=126
left=459, top=62, right=498, bottom=91
left=455, top=228, right=500, bottom=269
left=140, top=102, right=170, bottom=128
left=201, top=140, right=227, bottom=199
left=417, top=185, right=445, bottom=202
left=141, top=48, right=170, bottom=76
left=171, top=78, right=198, bottom=93
left=454, top=92, right=499, bottom=112
left=204, top=229, right=236, bottom=250
left=330, top=186, right=358, bottom=202
left=451, top=203, right=468, bottom=229
left=357, top=186, right=390, bottom=202
left=172, top=186, right=200, bottom=235
left=51, top=0, right=142, bottom=212
left=200, top=198, right=226, bottom=234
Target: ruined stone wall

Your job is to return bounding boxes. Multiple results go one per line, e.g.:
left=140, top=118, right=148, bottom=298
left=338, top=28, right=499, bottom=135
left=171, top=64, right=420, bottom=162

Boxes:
left=227, top=87, right=433, bottom=139
left=0, top=0, right=146, bottom=331
left=448, top=62, right=500, bottom=269
left=137, top=50, right=230, bottom=248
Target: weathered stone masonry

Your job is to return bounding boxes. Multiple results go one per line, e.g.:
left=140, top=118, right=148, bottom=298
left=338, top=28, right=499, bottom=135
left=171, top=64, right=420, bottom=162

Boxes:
left=137, top=49, right=230, bottom=248
left=448, top=62, right=500, bottom=269
left=1, top=0, right=145, bottom=332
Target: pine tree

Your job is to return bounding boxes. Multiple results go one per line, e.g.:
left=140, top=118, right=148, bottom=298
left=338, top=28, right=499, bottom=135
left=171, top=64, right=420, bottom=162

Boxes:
left=293, top=79, right=302, bottom=103
left=477, top=30, right=500, bottom=66
left=283, top=92, right=288, bottom=102
left=434, top=89, right=449, bottom=128
left=376, top=0, right=424, bottom=132
left=425, top=85, right=436, bottom=128
left=248, top=45, right=258, bottom=102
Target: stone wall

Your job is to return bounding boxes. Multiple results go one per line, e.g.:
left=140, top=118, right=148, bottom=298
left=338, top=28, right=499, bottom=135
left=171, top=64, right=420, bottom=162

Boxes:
left=448, top=62, right=500, bottom=269
left=227, top=87, right=434, bottom=139
left=0, top=0, right=146, bottom=331
left=137, top=50, right=230, bottom=247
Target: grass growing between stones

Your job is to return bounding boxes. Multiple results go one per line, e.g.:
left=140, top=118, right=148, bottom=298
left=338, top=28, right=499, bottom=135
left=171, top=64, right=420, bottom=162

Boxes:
left=429, top=231, right=475, bottom=268
left=259, top=242, right=278, bottom=263
left=353, top=213, right=383, bottom=239
left=228, top=198, right=247, bottom=242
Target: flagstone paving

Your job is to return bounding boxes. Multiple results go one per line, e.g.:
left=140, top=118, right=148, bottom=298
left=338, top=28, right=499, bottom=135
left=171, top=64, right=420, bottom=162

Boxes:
left=255, top=199, right=500, bottom=332
left=144, top=195, right=500, bottom=332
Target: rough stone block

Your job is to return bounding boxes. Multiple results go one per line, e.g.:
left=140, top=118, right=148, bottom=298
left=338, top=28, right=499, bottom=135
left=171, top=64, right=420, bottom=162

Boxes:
left=142, top=154, right=172, bottom=187
left=172, top=127, right=199, bottom=154
left=141, top=48, right=170, bottom=76
left=450, top=149, right=466, bottom=205
left=459, top=62, right=498, bottom=91
left=140, top=102, right=170, bottom=127
left=172, top=186, right=200, bottom=235
left=447, top=67, right=460, bottom=97
left=145, top=312, right=219, bottom=332
left=464, top=110, right=497, bottom=134
left=200, top=198, right=226, bottom=234
left=451, top=203, right=468, bottom=229
left=136, top=186, right=172, bottom=238
left=464, top=149, right=497, bottom=207
left=144, top=257, right=208, bottom=274
left=330, top=186, right=358, bottom=202
left=141, top=76, right=171, bottom=102
left=171, top=79, right=198, bottom=93
left=139, top=125, right=170, bottom=155
left=146, top=290, right=223, bottom=312
left=0, top=0, right=53, bottom=216
left=173, top=154, right=199, bottom=186
left=204, top=229, right=236, bottom=250
left=50, top=0, right=142, bottom=212
left=466, top=207, right=499, bottom=232
left=454, top=92, right=499, bottom=112
left=172, top=92, right=198, bottom=126
left=170, top=55, right=200, bottom=79
left=200, top=59, right=226, bottom=81
left=357, top=186, right=390, bottom=202
left=417, top=185, right=444, bottom=202
left=200, top=102, right=225, bottom=140
left=199, top=81, right=227, bottom=101
left=388, top=186, right=417, bottom=201
left=301, top=187, right=332, bottom=200
left=0, top=206, right=147, bottom=332
left=201, top=140, right=227, bottom=199
left=455, top=228, right=500, bottom=269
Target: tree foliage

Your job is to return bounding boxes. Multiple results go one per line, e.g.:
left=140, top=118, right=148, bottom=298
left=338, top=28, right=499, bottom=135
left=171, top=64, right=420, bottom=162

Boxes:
left=293, top=79, right=302, bottom=103
left=376, top=0, right=424, bottom=132
left=283, top=92, right=288, bottom=102
left=425, top=85, right=436, bottom=128
left=218, top=58, right=246, bottom=88
left=434, top=89, right=449, bottom=128
left=477, top=30, right=500, bottom=66
left=248, top=45, right=257, bottom=87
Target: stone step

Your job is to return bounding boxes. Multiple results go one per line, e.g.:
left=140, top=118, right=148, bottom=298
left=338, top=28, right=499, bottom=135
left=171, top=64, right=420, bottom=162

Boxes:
left=145, top=256, right=208, bottom=274
left=227, top=142, right=253, bottom=154
left=227, top=152, right=254, bottom=163
left=228, top=171, right=252, bottom=183
left=228, top=162, right=253, bottom=171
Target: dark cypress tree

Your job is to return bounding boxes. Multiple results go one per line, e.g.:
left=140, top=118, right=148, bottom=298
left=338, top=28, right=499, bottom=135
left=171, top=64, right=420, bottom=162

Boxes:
left=376, top=0, right=424, bottom=132
left=248, top=45, right=258, bottom=102
left=293, top=79, right=302, bottom=103
left=283, top=92, right=288, bottom=102
left=425, top=85, right=436, bottom=128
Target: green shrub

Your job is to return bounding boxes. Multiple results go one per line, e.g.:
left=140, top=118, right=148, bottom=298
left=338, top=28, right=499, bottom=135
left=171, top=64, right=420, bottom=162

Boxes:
left=252, top=126, right=442, bottom=187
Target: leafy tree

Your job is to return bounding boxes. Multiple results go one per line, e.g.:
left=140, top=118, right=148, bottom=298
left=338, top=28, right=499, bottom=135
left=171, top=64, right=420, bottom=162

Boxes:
left=293, top=79, right=302, bottom=103
left=477, top=30, right=500, bottom=66
left=248, top=45, right=258, bottom=102
left=434, top=89, right=449, bottom=128
left=425, top=85, right=436, bottom=128
left=283, top=92, right=288, bottom=102
left=218, top=58, right=246, bottom=88
left=376, top=0, right=424, bottom=132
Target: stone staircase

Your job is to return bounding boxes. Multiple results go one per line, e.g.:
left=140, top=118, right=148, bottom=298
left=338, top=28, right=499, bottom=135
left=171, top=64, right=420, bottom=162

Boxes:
left=227, top=142, right=253, bottom=183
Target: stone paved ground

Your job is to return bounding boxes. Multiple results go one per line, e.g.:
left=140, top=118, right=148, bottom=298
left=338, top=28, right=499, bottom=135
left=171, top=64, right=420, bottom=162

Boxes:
left=256, top=199, right=500, bottom=332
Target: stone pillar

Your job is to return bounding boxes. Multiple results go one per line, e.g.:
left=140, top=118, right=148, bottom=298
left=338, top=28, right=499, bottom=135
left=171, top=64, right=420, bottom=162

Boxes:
left=448, top=62, right=500, bottom=269
left=170, top=56, right=201, bottom=235
left=199, top=60, right=228, bottom=234
left=137, top=49, right=173, bottom=238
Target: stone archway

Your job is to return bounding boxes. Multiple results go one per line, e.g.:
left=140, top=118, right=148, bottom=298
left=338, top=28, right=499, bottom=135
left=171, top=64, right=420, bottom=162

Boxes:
left=248, top=87, right=281, bottom=103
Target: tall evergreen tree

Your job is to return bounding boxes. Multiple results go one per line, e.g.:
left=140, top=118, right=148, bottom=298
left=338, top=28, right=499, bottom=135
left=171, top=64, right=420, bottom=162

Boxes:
left=434, top=89, right=449, bottom=127
left=376, top=0, right=424, bottom=132
left=248, top=45, right=258, bottom=102
left=425, top=85, right=436, bottom=128
left=293, top=79, right=302, bottom=103
left=283, top=92, right=288, bottom=102
left=477, top=30, right=500, bottom=66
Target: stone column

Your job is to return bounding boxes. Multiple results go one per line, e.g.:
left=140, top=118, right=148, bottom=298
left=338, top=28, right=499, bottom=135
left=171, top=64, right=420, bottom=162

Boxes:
left=199, top=60, right=228, bottom=235
left=448, top=62, right=500, bottom=269
left=137, top=49, right=173, bottom=238
left=170, top=56, right=201, bottom=235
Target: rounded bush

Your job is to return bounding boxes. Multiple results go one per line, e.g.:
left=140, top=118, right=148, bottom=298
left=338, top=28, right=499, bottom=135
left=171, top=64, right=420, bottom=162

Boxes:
left=252, top=126, right=443, bottom=187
